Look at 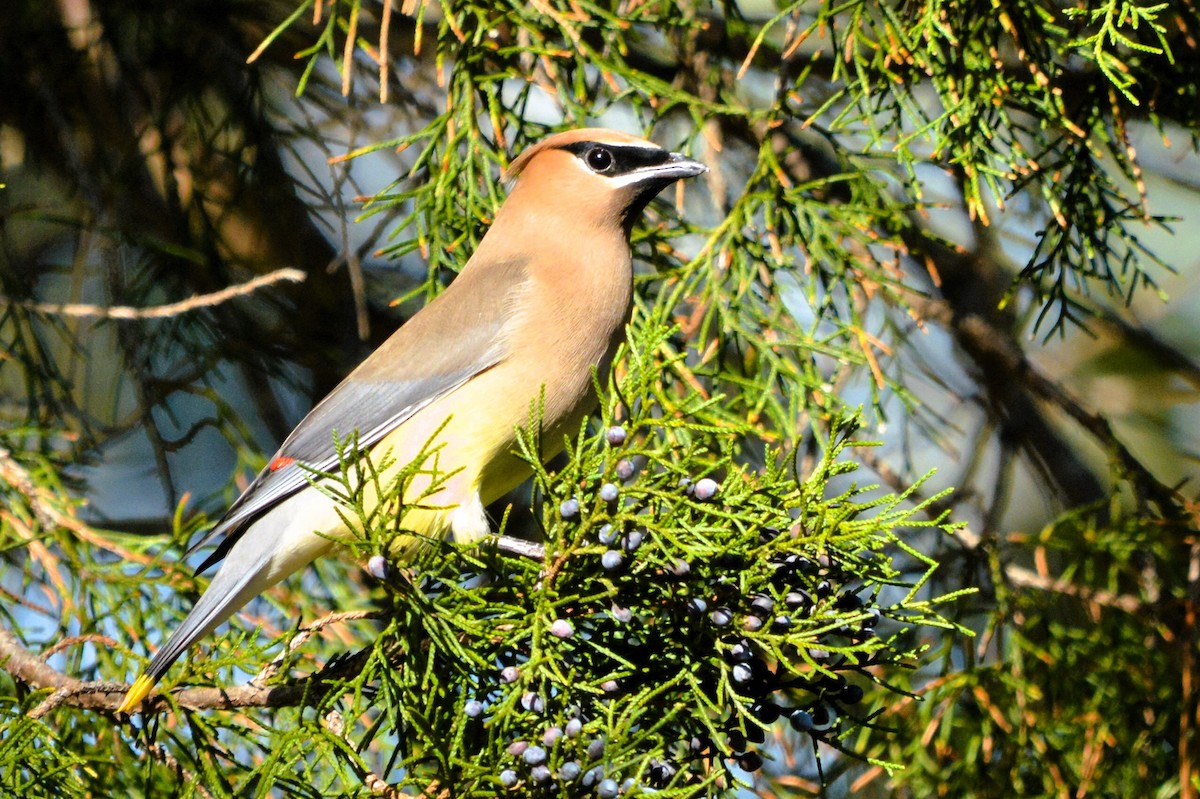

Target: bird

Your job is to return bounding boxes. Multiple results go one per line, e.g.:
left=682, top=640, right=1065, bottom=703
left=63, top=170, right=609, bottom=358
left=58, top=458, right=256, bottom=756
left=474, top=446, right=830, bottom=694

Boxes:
left=117, top=128, right=706, bottom=712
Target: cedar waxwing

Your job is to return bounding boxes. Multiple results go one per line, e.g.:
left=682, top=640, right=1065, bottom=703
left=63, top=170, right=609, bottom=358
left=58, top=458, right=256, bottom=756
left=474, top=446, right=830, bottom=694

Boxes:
left=118, top=128, right=706, bottom=712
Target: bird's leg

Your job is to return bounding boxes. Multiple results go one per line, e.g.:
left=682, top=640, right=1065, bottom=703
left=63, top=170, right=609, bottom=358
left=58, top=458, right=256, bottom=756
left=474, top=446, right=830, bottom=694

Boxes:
left=492, top=535, right=545, bottom=561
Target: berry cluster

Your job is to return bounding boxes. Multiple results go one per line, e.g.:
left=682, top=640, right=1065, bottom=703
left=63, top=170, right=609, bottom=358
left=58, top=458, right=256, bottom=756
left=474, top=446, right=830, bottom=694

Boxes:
left=360, top=414, right=912, bottom=796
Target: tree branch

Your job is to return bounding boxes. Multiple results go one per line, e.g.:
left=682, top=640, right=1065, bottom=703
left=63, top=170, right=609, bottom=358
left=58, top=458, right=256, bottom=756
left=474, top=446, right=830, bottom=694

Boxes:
left=3, top=268, right=306, bottom=321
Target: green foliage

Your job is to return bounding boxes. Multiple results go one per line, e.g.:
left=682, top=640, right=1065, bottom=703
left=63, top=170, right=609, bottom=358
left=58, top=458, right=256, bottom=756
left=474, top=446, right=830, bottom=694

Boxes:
left=304, top=322, right=964, bottom=796
left=874, top=504, right=1188, bottom=797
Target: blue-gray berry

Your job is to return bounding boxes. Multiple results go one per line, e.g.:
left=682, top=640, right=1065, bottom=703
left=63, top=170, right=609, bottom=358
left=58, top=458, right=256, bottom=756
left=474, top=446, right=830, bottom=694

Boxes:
left=464, top=699, right=484, bottom=718
left=597, top=778, right=620, bottom=798
left=499, top=769, right=519, bottom=789
left=520, top=692, right=544, bottom=713
left=710, top=607, right=733, bottom=627
left=615, top=459, right=635, bottom=480
left=507, top=740, right=528, bottom=757
left=560, top=497, right=581, bottom=519
left=523, top=745, right=547, bottom=766
left=366, top=555, right=388, bottom=580
left=599, top=482, right=619, bottom=502
left=550, top=618, right=575, bottom=639
left=597, top=523, right=619, bottom=545
left=601, top=679, right=619, bottom=693
left=622, top=530, right=644, bottom=552
left=687, top=597, right=708, bottom=615
left=586, top=737, right=606, bottom=759
left=500, top=666, right=520, bottom=684
left=606, top=425, right=627, bottom=446
left=543, top=726, right=562, bottom=746
left=693, top=477, right=719, bottom=500
left=559, top=760, right=582, bottom=781
left=530, top=765, right=552, bottom=783
left=565, top=717, right=583, bottom=738
left=732, top=664, right=753, bottom=683
left=742, top=615, right=764, bottom=632
left=669, top=559, right=690, bottom=576
left=601, top=550, right=623, bottom=571
left=610, top=604, right=632, bottom=623
left=582, top=766, right=603, bottom=787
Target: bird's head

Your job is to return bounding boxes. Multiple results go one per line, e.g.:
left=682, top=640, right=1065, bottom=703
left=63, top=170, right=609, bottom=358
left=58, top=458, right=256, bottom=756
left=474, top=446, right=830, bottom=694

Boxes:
left=502, top=128, right=707, bottom=237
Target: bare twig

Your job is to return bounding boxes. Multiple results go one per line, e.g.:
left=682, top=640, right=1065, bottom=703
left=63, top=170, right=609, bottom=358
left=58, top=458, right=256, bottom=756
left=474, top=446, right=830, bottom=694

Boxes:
left=252, top=609, right=381, bottom=686
left=3, top=267, right=305, bottom=320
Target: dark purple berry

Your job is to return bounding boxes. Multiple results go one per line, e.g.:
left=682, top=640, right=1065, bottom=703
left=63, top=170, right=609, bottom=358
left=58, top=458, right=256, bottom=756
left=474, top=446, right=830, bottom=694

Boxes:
left=789, top=709, right=814, bottom=731
left=750, top=594, right=775, bottom=616
left=811, top=703, right=836, bottom=732
left=737, top=751, right=763, bottom=772
left=785, top=590, right=812, bottom=611
left=839, top=684, right=865, bottom=705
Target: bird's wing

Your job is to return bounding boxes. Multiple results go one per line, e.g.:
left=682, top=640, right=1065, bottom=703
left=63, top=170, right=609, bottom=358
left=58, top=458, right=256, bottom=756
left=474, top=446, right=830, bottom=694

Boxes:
left=186, top=256, right=531, bottom=571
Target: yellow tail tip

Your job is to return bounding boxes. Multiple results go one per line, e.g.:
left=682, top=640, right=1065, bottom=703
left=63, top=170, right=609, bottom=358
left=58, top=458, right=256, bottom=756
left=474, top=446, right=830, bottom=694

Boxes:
left=117, top=675, right=157, bottom=714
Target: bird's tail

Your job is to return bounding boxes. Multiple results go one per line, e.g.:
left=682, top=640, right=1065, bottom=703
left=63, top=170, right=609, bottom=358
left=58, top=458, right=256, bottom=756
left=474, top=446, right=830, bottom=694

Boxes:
left=117, top=545, right=274, bottom=713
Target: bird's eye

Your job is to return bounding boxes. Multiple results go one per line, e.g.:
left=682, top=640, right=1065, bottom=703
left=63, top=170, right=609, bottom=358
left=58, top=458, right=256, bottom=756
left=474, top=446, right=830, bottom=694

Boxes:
left=585, top=146, right=615, bottom=172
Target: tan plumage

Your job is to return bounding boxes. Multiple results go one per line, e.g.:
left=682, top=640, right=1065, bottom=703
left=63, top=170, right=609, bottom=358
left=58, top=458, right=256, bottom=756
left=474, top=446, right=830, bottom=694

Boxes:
left=118, top=128, right=705, bottom=712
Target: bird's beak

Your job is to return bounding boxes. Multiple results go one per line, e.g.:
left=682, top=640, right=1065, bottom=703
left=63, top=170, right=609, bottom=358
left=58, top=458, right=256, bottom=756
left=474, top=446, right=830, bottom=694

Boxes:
left=659, top=152, right=708, bottom=180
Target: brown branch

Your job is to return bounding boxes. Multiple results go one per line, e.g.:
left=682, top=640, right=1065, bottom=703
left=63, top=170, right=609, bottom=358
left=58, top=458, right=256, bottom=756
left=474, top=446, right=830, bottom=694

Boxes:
left=902, top=287, right=1189, bottom=521
left=0, top=623, right=374, bottom=717
left=3, top=268, right=306, bottom=321
left=860, top=447, right=1150, bottom=613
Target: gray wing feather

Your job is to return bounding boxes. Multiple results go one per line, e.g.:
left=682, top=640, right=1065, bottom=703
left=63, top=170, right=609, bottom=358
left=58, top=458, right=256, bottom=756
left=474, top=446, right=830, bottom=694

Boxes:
left=186, top=256, right=530, bottom=568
